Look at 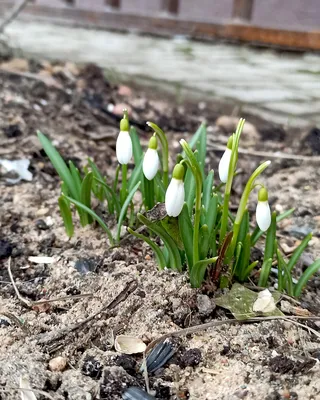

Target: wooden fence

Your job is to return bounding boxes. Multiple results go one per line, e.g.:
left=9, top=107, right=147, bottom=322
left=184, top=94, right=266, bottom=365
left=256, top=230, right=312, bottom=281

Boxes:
left=1, top=0, right=320, bottom=50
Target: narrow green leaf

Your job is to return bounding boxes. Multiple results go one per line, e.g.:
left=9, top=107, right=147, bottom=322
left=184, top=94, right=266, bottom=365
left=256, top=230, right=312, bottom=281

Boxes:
left=238, top=210, right=249, bottom=245
left=143, top=175, right=155, bottom=210
left=203, top=170, right=214, bottom=211
left=232, top=242, right=243, bottom=279
left=258, top=212, right=277, bottom=287
left=294, top=259, right=320, bottom=297
left=116, top=181, right=141, bottom=242
left=258, top=258, right=273, bottom=288
left=58, top=196, right=74, bottom=238
left=287, top=233, right=312, bottom=273
left=68, top=161, right=82, bottom=199
left=128, top=157, right=143, bottom=192
left=154, top=172, right=166, bottom=202
left=138, top=213, right=182, bottom=271
left=196, top=124, right=207, bottom=175
left=206, top=194, right=218, bottom=236
left=185, top=167, right=195, bottom=216
left=113, top=165, right=120, bottom=192
left=188, top=123, right=206, bottom=151
left=130, top=126, right=143, bottom=165
left=93, top=177, right=121, bottom=217
left=80, top=172, right=93, bottom=224
left=161, top=216, right=183, bottom=249
left=190, top=256, right=218, bottom=288
left=128, top=227, right=166, bottom=269
left=238, top=233, right=251, bottom=281
left=199, top=224, right=210, bottom=260
left=37, top=131, right=78, bottom=199
left=242, top=261, right=259, bottom=281
left=63, top=195, right=114, bottom=245
left=178, top=203, right=194, bottom=271
left=277, top=248, right=293, bottom=296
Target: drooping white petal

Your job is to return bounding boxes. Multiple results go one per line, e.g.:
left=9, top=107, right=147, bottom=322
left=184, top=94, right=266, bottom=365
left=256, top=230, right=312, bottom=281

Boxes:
left=218, top=148, right=232, bottom=183
left=116, top=131, right=132, bottom=165
left=165, top=178, right=185, bottom=217
left=256, top=200, right=271, bottom=231
left=143, top=148, right=160, bottom=180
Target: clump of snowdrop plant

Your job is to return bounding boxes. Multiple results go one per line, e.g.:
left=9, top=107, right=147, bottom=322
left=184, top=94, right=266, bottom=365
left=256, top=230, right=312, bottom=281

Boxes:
left=38, top=114, right=320, bottom=297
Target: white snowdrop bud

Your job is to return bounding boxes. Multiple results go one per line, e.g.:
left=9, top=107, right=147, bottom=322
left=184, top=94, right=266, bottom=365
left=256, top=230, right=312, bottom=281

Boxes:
left=143, top=136, right=160, bottom=180
left=165, top=164, right=185, bottom=217
left=116, top=114, right=132, bottom=165
left=256, top=187, right=271, bottom=231
left=218, top=136, right=233, bottom=183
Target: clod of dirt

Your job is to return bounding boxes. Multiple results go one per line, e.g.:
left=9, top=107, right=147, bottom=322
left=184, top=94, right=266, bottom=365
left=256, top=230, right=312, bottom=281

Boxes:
left=3, top=124, right=22, bottom=138
left=197, top=294, right=215, bottom=316
left=35, top=219, right=50, bottom=231
left=81, top=355, right=103, bottom=380
left=304, top=127, right=320, bottom=154
left=49, top=356, right=68, bottom=372
left=268, top=355, right=316, bottom=375
left=0, top=239, right=13, bottom=259
left=59, top=369, right=97, bottom=399
left=115, top=354, right=136, bottom=375
left=0, top=318, right=10, bottom=327
left=99, top=366, right=138, bottom=399
left=180, top=348, right=202, bottom=368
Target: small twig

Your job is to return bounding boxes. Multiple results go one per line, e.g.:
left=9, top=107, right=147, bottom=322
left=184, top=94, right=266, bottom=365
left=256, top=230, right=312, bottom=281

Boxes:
left=7, top=257, right=31, bottom=308
left=0, top=0, right=31, bottom=33
left=0, top=311, right=29, bottom=332
left=0, top=387, right=55, bottom=400
left=208, top=141, right=320, bottom=163
left=32, top=293, right=94, bottom=305
left=36, top=280, right=138, bottom=347
left=8, top=258, right=94, bottom=309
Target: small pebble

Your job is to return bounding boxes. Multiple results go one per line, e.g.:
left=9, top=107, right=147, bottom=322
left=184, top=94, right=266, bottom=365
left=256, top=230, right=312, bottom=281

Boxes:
left=49, top=356, right=68, bottom=372
left=35, top=219, right=49, bottom=230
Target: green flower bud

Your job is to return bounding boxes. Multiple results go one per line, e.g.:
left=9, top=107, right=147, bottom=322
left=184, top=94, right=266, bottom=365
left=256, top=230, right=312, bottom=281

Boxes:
left=148, top=136, right=158, bottom=150
left=258, top=187, right=268, bottom=202
left=172, top=163, right=185, bottom=181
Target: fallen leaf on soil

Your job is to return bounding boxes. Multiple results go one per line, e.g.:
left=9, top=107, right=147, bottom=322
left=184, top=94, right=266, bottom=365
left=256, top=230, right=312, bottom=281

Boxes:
left=28, top=256, right=55, bottom=264
left=115, top=335, right=146, bottom=354
left=215, top=283, right=283, bottom=320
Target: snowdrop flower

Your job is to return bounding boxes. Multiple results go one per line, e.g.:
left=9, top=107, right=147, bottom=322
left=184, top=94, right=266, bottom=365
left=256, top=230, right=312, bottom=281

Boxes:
left=165, top=164, right=185, bottom=217
left=143, top=136, right=160, bottom=180
left=256, top=187, right=271, bottom=231
left=116, top=115, right=132, bottom=165
left=218, top=136, right=233, bottom=183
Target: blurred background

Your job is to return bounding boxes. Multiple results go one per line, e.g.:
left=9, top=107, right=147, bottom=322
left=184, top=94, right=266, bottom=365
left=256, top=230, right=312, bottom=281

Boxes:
left=0, top=0, right=320, bottom=129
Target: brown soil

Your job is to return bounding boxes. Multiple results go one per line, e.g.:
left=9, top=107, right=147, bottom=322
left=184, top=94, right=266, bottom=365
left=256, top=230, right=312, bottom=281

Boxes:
left=0, top=59, right=319, bottom=400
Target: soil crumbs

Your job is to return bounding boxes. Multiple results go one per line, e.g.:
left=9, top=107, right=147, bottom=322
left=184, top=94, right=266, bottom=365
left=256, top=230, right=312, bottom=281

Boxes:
left=0, top=58, right=320, bottom=400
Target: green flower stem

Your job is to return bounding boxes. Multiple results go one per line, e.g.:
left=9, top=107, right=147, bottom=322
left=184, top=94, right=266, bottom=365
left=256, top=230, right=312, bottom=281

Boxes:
left=228, top=160, right=271, bottom=260
left=147, top=122, right=169, bottom=188
left=219, top=119, right=245, bottom=246
left=120, top=163, right=128, bottom=206
left=180, top=140, right=203, bottom=266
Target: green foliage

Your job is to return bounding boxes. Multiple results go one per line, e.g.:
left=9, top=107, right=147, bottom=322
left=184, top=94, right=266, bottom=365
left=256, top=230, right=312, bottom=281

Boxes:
left=38, top=114, right=319, bottom=297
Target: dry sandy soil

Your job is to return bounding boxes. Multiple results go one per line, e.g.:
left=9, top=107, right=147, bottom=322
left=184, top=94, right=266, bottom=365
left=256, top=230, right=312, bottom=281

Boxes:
left=0, top=58, right=320, bottom=400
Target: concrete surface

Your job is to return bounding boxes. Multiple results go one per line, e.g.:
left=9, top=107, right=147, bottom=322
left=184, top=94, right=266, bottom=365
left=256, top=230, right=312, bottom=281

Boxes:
left=5, top=21, right=320, bottom=127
